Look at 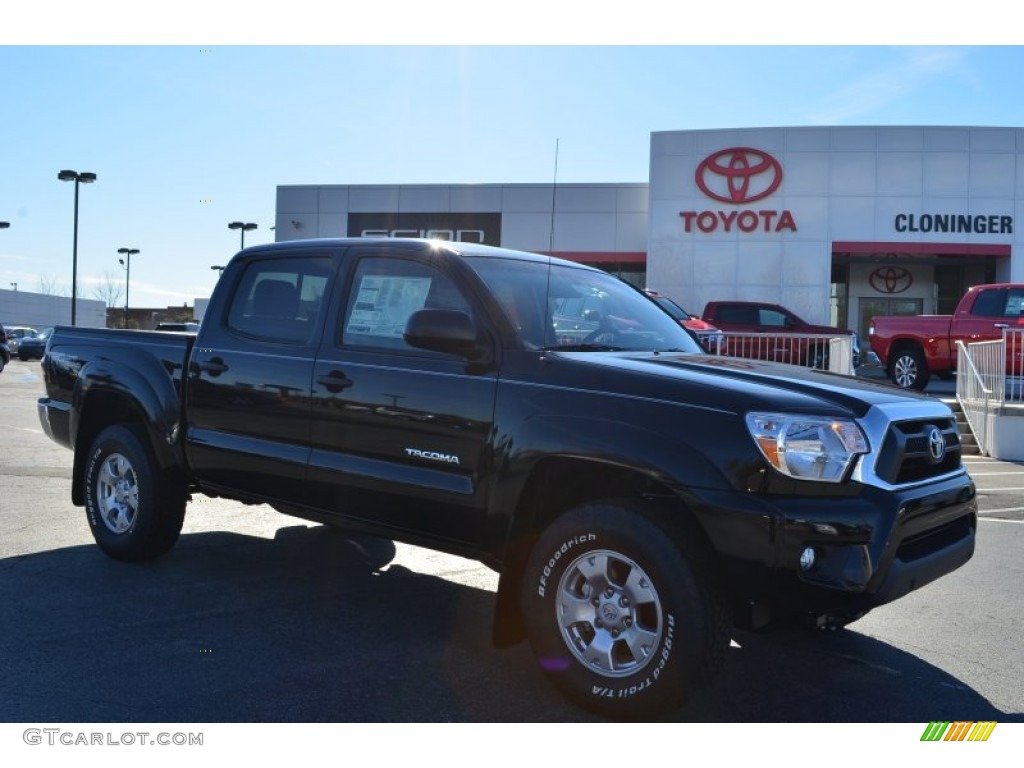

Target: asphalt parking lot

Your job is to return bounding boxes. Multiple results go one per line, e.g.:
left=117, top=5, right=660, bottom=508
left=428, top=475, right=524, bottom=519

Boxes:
left=1, top=358, right=1022, bottom=723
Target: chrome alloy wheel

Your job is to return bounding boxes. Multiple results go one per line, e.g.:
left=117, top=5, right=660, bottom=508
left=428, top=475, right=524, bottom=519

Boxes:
left=893, top=354, right=918, bottom=388
left=555, top=549, right=664, bottom=678
left=95, top=452, right=140, bottom=534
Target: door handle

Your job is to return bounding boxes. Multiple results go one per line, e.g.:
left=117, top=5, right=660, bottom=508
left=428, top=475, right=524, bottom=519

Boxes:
left=316, top=371, right=354, bottom=393
left=994, top=323, right=1009, bottom=329
left=197, top=358, right=229, bottom=375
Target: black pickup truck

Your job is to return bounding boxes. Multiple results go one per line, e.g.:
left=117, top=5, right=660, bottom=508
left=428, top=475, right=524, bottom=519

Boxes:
left=38, top=238, right=977, bottom=719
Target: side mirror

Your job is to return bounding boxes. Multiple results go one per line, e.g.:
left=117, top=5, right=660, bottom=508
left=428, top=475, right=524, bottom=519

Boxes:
left=404, top=309, right=481, bottom=358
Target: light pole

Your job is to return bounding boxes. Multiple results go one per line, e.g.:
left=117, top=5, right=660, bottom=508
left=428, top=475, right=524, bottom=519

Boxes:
left=228, top=221, right=257, bottom=250
left=211, top=265, right=225, bottom=276
left=118, top=247, right=140, bottom=329
left=58, top=170, right=97, bottom=326
left=2, top=223, right=10, bottom=292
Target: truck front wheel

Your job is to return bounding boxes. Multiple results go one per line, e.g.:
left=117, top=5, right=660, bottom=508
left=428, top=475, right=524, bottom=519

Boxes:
left=890, top=348, right=929, bottom=390
left=520, top=500, right=729, bottom=719
left=83, top=424, right=186, bottom=562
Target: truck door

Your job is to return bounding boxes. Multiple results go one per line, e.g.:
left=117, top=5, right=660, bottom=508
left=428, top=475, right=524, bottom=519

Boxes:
left=185, top=252, right=334, bottom=503
left=307, top=247, right=498, bottom=546
left=954, top=287, right=1024, bottom=373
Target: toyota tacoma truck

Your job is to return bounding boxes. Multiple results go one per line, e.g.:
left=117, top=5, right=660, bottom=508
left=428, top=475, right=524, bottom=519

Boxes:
left=870, top=283, right=1024, bottom=390
left=37, top=238, right=977, bottom=719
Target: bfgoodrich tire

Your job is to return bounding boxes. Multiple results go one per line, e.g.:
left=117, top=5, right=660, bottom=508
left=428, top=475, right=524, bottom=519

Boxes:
left=83, top=424, right=186, bottom=562
left=521, top=500, right=729, bottom=720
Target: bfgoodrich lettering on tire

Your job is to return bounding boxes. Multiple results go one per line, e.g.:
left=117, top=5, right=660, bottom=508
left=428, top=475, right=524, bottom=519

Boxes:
left=83, top=424, right=186, bottom=562
left=521, top=499, right=729, bottom=719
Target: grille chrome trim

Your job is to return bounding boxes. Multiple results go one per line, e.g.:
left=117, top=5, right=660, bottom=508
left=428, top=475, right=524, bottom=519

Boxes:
left=852, top=402, right=968, bottom=491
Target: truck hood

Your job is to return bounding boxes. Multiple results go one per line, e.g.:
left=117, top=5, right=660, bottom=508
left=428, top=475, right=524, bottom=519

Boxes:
left=553, top=351, right=938, bottom=418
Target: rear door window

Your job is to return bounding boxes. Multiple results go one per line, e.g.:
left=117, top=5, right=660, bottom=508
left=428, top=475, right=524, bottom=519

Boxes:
left=970, top=289, right=1006, bottom=318
left=227, top=257, right=332, bottom=344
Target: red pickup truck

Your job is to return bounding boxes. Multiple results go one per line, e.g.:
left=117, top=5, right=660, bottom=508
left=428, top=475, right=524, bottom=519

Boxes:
left=701, top=300, right=859, bottom=370
left=869, top=283, right=1024, bottom=390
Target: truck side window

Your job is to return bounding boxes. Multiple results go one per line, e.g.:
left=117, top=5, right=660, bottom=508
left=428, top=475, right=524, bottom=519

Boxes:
left=757, top=308, right=789, bottom=328
left=969, top=288, right=1006, bottom=318
left=1004, top=289, right=1024, bottom=317
left=227, top=257, right=331, bottom=343
left=341, top=256, right=471, bottom=353
left=717, top=305, right=757, bottom=325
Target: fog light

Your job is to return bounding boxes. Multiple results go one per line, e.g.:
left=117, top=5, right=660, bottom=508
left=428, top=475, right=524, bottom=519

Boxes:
left=799, top=547, right=817, bottom=572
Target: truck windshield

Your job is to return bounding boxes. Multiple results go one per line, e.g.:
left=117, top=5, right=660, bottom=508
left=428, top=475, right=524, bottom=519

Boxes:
left=466, top=257, right=703, bottom=354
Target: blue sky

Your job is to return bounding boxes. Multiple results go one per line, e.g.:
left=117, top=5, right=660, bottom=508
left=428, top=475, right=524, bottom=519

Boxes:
left=2, top=39, right=1023, bottom=310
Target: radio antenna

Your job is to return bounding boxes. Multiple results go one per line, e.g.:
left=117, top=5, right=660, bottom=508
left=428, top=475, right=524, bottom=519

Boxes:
left=542, top=138, right=559, bottom=350
left=548, top=138, right=559, bottom=253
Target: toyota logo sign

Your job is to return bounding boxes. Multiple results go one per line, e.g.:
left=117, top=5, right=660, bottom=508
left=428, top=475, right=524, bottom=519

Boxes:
left=695, top=147, right=783, bottom=204
left=680, top=147, right=796, bottom=234
left=869, top=266, right=914, bottom=294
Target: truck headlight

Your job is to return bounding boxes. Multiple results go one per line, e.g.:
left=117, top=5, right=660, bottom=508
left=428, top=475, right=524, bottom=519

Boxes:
left=745, top=412, right=868, bottom=483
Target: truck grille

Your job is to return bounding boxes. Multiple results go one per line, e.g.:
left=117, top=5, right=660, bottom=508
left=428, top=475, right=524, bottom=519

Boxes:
left=875, top=418, right=962, bottom=486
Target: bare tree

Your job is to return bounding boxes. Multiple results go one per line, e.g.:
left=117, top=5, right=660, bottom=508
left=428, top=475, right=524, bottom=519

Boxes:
left=37, top=275, right=63, bottom=295
left=93, top=271, right=124, bottom=307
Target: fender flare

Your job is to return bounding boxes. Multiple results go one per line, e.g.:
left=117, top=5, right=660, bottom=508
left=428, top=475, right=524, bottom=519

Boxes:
left=70, top=348, right=186, bottom=504
left=487, top=412, right=753, bottom=646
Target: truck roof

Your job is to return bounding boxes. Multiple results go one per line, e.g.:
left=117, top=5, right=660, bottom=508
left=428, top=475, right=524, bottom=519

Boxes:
left=231, top=237, right=597, bottom=271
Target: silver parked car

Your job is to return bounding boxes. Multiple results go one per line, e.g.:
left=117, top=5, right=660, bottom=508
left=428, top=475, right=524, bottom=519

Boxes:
left=5, top=326, right=39, bottom=355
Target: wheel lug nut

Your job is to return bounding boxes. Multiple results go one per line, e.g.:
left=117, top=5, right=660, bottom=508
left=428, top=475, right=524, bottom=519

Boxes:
left=605, top=588, right=614, bottom=598
left=611, top=629, right=620, bottom=638
left=592, top=598, right=600, bottom=606
left=624, top=617, right=632, bottom=627
left=619, top=597, right=629, bottom=607
left=595, top=618, right=603, bottom=628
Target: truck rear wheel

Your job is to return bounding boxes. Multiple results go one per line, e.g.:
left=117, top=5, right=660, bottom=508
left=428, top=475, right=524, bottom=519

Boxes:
left=83, top=424, right=186, bottom=562
left=890, top=348, right=929, bottom=390
left=520, top=500, right=729, bottom=720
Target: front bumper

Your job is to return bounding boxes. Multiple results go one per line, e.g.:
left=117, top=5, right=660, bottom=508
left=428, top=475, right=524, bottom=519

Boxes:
left=694, top=469, right=977, bottom=625
left=779, top=471, right=976, bottom=613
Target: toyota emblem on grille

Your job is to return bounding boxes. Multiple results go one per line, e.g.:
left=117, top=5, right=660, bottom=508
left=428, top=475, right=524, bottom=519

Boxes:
left=927, top=426, right=946, bottom=463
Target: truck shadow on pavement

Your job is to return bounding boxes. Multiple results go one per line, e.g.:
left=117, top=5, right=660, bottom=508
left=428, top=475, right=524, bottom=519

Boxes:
left=0, top=524, right=1019, bottom=724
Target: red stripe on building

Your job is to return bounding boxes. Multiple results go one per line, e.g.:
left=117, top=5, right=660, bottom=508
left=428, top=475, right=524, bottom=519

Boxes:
left=832, top=241, right=1011, bottom=257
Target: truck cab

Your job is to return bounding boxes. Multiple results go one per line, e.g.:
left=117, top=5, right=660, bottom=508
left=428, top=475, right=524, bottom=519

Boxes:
left=869, top=283, right=1024, bottom=389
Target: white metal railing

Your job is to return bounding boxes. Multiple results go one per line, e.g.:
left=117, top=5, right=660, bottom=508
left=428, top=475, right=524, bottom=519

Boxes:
left=956, top=339, right=996, bottom=455
left=955, top=329, right=1024, bottom=456
left=1006, top=328, right=1024, bottom=403
left=705, top=332, right=855, bottom=375
left=956, top=329, right=1024, bottom=405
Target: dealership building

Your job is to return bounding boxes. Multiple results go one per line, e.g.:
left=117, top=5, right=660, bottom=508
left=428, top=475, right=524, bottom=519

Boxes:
left=275, top=126, right=1024, bottom=342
